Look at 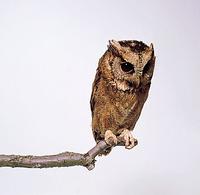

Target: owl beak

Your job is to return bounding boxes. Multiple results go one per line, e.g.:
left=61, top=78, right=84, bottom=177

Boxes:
left=132, top=76, right=140, bottom=88
left=135, top=79, right=140, bottom=88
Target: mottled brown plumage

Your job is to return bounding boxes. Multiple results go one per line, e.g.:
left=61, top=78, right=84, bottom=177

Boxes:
left=90, top=40, right=155, bottom=155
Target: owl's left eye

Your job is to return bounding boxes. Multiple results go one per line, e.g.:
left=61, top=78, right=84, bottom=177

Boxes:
left=120, top=62, right=135, bottom=73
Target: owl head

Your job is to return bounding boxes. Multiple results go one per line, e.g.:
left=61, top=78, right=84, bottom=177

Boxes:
left=99, top=40, right=155, bottom=91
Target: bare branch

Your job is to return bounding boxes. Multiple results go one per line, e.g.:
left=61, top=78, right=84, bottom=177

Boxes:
left=0, top=138, right=138, bottom=171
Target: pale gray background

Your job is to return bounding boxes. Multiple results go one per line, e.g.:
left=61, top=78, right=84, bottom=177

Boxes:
left=0, top=0, right=199, bottom=195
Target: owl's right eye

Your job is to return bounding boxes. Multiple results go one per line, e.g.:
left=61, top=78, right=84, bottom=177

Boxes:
left=120, top=62, right=135, bottom=73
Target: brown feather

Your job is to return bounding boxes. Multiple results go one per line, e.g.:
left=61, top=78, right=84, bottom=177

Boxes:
left=90, top=40, right=155, bottom=154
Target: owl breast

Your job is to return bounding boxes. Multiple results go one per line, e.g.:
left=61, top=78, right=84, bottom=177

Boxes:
left=91, top=77, right=150, bottom=142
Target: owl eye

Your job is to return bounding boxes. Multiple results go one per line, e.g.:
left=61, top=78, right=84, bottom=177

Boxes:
left=120, top=62, right=135, bottom=73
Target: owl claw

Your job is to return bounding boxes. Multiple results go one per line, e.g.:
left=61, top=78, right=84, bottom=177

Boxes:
left=105, top=130, right=118, bottom=146
left=119, top=129, right=137, bottom=149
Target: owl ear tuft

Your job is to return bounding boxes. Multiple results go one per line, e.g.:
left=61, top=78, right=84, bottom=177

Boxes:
left=109, top=40, right=122, bottom=51
left=150, top=43, right=154, bottom=51
left=149, top=43, right=154, bottom=57
left=108, top=40, right=121, bottom=56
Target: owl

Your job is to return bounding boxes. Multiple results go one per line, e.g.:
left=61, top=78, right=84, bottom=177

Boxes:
left=90, top=40, right=155, bottom=155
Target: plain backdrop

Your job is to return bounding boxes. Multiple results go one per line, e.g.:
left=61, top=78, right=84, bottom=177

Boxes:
left=0, top=0, right=199, bottom=195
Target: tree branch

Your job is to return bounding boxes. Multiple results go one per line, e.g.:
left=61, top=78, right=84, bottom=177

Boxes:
left=0, top=138, right=138, bottom=171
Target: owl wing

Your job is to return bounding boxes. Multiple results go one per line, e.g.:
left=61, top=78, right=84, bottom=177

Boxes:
left=90, top=68, right=101, bottom=117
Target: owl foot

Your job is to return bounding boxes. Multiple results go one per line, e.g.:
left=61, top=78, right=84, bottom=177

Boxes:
left=105, top=130, right=118, bottom=146
left=119, top=129, right=137, bottom=149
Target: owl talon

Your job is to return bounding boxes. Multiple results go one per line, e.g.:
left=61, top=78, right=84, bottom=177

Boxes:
left=105, top=130, right=118, bottom=146
left=119, top=129, right=137, bottom=149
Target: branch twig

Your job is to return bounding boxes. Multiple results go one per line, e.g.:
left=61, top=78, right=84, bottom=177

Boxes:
left=0, top=138, right=137, bottom=171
